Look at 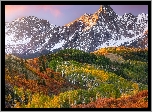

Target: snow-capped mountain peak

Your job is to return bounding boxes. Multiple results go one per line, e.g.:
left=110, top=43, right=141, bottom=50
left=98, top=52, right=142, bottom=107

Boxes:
left=5, top=5, right=148, bottom=59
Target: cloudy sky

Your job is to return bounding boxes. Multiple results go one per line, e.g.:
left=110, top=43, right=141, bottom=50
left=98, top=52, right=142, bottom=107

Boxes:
left=5, top=5, right=148, bottom=26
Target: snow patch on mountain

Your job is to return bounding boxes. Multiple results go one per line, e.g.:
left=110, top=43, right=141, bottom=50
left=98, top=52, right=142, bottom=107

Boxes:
left=50, top=40, right=65, bottom=51
left=69, top=33, right=75, bottom=41
left=96, top=33, right=145, bottom=49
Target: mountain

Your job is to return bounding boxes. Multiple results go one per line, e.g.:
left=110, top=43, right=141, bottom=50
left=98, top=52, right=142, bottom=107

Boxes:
left=126, top=30, right=148, bottom=48
left=5, top=5, right=148, bottom=59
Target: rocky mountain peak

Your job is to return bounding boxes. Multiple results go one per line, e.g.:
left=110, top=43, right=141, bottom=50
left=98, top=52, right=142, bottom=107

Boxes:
left=5, top=5, right=148, bottom=59
left=65, top=6, right=106, bottom=31
left=65, top=6, right=102, bottom=28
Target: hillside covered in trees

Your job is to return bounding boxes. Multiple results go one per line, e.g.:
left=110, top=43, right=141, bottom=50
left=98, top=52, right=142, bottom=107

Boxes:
left=5, top=47, right=148, bottom=108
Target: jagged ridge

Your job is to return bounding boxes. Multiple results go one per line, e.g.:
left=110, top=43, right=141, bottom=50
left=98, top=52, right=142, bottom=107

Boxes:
left=5, top=5, right=148, bottom=59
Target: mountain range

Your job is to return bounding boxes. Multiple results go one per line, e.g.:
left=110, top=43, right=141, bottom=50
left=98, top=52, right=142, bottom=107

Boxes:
left=5, top=5, right=148, bottom=59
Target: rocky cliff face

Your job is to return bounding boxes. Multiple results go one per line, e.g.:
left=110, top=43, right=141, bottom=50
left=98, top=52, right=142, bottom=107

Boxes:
left=5, top=5, right=148, bottom=58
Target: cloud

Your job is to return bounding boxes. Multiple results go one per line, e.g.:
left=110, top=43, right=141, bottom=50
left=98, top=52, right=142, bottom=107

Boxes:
left=5, top=5, right=30, bottom=22
left=33, top=5, right=62, bottom=17
left=5, top=5, right=63, bottom=18
left=5, top=5, right=27, bottom=15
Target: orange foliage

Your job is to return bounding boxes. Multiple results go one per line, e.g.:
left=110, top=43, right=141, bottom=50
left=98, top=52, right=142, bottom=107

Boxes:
left=72, top=90, right=148, bottom=108
left=93, top=46, right=148, bottom=56
left=5, top=74, right=48, bottom=94
left=94, top=48, right=108, bottom=55
left=5, top=57, right=68, bottom=95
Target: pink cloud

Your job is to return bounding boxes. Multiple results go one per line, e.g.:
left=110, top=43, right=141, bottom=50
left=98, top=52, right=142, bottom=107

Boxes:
left=5, top=5, right=27, bottom=15
left=5, top=5, right=63, bottom=18
left=33, top=5, right=62, bottom=17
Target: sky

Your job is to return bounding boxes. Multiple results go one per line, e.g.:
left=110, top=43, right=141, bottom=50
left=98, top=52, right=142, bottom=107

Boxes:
left=5, top=5, right=148, bottom=26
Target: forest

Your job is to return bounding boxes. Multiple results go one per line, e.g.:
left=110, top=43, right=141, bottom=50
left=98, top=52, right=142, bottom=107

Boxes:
left=5, top=46, right=148, bottom=108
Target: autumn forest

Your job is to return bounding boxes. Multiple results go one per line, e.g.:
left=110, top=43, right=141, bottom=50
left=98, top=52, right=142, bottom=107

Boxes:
left=5, top=46, right=148, bottom=108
